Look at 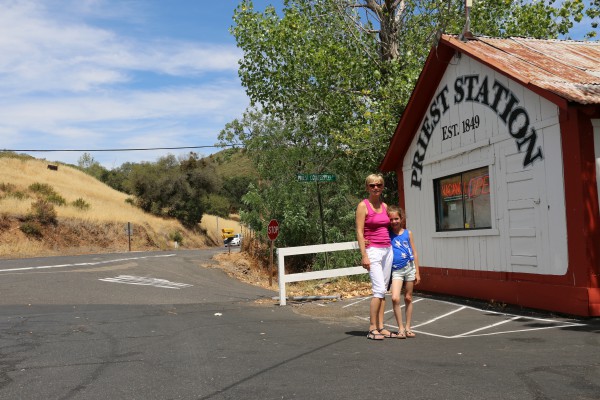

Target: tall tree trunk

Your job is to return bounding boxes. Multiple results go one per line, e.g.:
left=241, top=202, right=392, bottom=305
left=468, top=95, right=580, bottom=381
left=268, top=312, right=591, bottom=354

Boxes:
left=364, top=0, right=404, bottom=61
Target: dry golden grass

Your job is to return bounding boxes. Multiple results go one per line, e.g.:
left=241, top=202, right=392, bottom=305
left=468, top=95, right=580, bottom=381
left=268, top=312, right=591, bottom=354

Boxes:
left=0, top=157, right=240, bottom=258
left=1, top=157, right=165, bottom=224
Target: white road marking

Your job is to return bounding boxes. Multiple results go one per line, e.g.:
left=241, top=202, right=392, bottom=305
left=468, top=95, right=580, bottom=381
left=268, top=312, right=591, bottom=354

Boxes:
left=342, top=296, right=370, bottom=308
left=353, top=296, right=586, bottom=338
left=0, top=254, right=176, bottom=273
left=451, top=324, right=586, bottom=338
left=453, top=315, right=521, bottom=337
left=99, top=275, right=192, bottom=289
left=410, top=306, right=467, bottom=329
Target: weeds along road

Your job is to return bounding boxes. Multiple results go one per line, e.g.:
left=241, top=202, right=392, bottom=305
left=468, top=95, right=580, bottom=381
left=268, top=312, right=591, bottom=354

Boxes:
left=0, top=249, right=599, bottom=400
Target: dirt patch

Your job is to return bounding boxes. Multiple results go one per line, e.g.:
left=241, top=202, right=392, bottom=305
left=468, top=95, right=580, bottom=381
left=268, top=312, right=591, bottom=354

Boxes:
left=0, top=215, right=205, bottom=258
left=208, top=251, right=373, bottom=308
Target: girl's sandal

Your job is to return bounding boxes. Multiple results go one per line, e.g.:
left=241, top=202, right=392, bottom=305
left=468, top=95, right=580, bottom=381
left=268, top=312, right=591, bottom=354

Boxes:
left=367, top=329, right=385, bottom=340
left=378, top=328, right=399, bottom=338
left=405, top=330, right=416, bottom=338
left=396, top=330, right=407, bottom=339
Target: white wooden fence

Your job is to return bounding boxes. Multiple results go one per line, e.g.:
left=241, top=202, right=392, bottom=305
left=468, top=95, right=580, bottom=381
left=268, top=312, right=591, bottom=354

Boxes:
left=277, top=241, right=367, bottom=305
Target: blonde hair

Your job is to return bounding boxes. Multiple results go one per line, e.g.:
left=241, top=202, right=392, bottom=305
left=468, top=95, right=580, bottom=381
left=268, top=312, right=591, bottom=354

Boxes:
left=365, top=173, right=384, bottom=187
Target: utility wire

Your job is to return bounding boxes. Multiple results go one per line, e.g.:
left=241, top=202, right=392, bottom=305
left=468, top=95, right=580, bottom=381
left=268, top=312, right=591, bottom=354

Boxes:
left=0, top=144, right=237, bottom=152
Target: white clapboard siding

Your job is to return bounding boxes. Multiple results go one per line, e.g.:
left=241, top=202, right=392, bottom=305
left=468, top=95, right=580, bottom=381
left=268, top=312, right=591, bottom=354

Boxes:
left=403, top=54, right=568, bottom=275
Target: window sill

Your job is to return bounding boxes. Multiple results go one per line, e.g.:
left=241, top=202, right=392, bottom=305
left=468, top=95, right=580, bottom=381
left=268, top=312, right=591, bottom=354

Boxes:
left=432, top=228, right=499, bottom=238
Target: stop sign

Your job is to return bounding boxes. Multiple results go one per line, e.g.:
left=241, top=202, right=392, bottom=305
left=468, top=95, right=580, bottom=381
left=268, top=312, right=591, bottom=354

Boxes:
left=267, top=219, right=279, bottom=241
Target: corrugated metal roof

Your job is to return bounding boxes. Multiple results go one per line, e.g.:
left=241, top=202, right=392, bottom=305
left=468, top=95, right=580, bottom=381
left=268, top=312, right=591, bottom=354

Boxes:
left=443, top=35, right=600, bottom=104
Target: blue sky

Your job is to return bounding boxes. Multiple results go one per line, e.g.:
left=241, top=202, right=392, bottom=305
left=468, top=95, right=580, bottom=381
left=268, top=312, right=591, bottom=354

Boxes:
left=0, top=0, right=596, bottom=169
left=0, top=0, right=274, bottom=169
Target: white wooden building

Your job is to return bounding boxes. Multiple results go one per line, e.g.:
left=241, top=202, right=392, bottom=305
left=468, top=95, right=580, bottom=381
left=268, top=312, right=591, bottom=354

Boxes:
left=380, top=35, right=600, bottom=316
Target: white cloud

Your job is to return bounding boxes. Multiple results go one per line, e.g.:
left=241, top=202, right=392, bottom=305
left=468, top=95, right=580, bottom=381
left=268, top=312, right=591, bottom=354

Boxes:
left=0, top=0, right=242, bottom=94
left=0, top=0, right=248, bottom=168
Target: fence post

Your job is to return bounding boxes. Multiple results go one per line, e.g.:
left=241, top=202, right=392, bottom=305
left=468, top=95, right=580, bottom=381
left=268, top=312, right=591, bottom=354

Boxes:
left=277, top=248, right=286, bottom=305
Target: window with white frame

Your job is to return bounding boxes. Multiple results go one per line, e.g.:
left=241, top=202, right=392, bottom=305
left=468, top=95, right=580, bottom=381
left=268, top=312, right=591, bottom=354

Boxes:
left=434, top=166, right=492, bottom=231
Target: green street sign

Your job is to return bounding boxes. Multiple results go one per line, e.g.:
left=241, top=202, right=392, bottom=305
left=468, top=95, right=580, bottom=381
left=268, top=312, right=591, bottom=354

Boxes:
left=296, top=173, right=336, bottom=182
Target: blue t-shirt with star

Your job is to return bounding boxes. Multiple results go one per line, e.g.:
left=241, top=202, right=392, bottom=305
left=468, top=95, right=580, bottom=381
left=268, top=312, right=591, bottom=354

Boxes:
left=390, top=229, right=414, bottom=270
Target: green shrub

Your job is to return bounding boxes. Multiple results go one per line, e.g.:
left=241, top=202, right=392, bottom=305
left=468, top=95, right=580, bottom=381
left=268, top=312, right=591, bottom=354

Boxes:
left=72, top=198, right=91, bottom=210
left=8, top=191, right=28, bottom=200
left=20, top=221, right=42, bottom=238
left=46, top=193, right=66, bottom=206
left=169, top=230, right=184, bottom=245
left=125, top=197, right=135, bottom=205
left=30, top=199, right=57, bottom=225
left=28, top=182, right=55, bottom=196
left=0, top=182, right=22, bottom=200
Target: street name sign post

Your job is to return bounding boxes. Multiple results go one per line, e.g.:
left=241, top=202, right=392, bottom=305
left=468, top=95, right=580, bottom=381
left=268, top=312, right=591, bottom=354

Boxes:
left=296, top=173, right=337, bottom=268
left=267, top=219, right=279, bottom=286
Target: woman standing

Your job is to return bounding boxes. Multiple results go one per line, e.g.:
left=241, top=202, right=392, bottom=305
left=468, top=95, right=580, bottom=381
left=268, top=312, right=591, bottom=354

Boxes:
left=356, top=174, right=395, bottom=340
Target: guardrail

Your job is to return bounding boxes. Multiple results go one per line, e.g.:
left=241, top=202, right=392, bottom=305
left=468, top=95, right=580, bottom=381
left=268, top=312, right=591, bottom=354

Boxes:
left=277, top=241, right=367, bottom=305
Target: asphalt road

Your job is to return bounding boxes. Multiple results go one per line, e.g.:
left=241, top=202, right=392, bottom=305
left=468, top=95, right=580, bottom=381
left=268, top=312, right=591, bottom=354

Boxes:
left=0, top=249, right=598, bottom=400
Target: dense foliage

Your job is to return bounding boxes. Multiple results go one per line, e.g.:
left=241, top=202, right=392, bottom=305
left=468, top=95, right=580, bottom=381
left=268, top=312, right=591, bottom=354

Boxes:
left=221, top=0, right=597, bottom=255
left=76, top=152, right=249, bottom=228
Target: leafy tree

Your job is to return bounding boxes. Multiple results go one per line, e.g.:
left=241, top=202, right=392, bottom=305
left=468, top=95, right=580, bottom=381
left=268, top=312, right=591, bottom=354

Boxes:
left=206, top=193, right=231, bottom=218
left=102, top=162, right=135, bottom=193
left=223, top=0, right=596, bottom=268
left=221, top=175, right=257, bottom=213
left=125, top=153, right=220, bottom=228
left=77, top=152, right=110, bottom=182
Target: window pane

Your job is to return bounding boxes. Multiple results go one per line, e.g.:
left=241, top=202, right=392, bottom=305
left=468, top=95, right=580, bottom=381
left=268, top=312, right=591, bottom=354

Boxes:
left=462, top=167, right=491, bottom=229
left=434, top=166, right=492, bottom=231
left=437, top=174, right=464, bottom=230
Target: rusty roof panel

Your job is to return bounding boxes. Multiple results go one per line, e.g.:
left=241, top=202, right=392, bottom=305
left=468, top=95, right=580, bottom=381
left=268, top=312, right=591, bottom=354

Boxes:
left=442, top=35, right=600, bottom=104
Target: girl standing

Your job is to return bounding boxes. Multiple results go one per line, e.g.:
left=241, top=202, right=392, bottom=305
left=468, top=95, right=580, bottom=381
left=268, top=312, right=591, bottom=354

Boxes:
left=388, top=205, right=420, bottom=338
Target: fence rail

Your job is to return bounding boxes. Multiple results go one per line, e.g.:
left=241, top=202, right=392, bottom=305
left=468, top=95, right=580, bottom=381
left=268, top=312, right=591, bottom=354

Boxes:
left=277, top=241, right=366, bottom=305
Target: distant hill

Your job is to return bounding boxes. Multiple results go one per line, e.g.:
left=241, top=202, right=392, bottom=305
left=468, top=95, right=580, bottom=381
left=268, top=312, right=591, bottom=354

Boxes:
left=204, top=148, right=257, bottom=179
left=0, top=154, right=239, bottom=258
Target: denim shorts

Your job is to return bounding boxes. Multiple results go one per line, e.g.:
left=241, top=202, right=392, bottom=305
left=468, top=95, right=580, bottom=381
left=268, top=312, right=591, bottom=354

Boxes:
left=391, top=260, right=416, bottom=281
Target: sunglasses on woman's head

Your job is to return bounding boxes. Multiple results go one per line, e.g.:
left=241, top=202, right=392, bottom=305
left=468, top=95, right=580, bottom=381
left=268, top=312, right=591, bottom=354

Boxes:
left=368, top=183, right=383, bottom=188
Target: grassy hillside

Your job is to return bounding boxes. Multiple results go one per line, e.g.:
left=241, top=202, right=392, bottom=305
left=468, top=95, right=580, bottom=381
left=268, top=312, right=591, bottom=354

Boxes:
left=205, top=148, right=257, bottom=179
left=0, top=156, right=239, bottom=258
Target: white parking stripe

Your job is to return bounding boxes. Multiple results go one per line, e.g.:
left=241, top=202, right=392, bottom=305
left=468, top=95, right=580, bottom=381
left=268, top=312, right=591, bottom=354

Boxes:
left=410, top=306, right=467, bottom=329
left=453, top=324, right=586, bottom=338
left=453, top=316, right=520, bottom=337
left=342, top=296, right=370, bottom=308
left=353, top=295, right=587, bottom=339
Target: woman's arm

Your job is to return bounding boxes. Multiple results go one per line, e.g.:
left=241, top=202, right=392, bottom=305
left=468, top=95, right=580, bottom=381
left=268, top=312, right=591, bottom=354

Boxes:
left=355, top=201, right=370, bottom=270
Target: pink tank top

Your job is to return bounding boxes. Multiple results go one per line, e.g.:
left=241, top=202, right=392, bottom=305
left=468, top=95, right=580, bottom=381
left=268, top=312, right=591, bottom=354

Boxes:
left=363, top=199, right=391, bottom=248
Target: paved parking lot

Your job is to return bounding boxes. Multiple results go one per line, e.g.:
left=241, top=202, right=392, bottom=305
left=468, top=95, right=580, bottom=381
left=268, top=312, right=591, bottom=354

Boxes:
left=290, top=291, right=594, bottom=339
left=2, top=251, right=598, bottom=399
left=348, top=295, right=588, bottom=339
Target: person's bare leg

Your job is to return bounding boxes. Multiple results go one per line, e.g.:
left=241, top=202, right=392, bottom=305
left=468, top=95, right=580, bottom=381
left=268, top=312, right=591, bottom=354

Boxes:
left=391, top=280, right=405, bottom=334
left=404, top=281, right=416, bottom=337
left=368, top=297, right=384, bottom=339
left=378, top=297, right=386, bottom=329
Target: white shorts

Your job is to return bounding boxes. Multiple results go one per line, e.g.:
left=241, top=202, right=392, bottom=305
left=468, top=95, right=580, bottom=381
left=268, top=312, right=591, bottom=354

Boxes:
left=391, top=261, right=416, bottom=282
left=366, top=246, right=393, bottom=298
